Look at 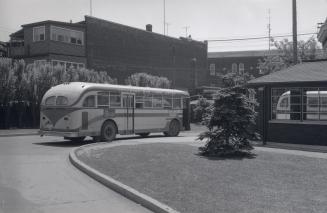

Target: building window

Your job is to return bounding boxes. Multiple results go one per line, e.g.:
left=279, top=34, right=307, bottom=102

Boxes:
left=232, top=63, right=238, bottom=73
left=33, top=26, right=45, bottom=42
left=271, top=87, right=327, bottom=121
left=52, top=60, right=84, bottom=70
left=50, top=26, right=84, bottom=45
left=209, top=63, right=215, bottom=76
left=239, top=63, right=245, bottom=74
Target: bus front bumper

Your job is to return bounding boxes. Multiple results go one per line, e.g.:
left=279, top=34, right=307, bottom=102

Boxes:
left=39, top=129, right=80, bottom=138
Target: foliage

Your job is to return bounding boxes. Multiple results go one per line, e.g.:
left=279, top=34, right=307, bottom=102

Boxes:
left=125, top=72, right=171, bottom=88
left=198, top=86, right=259, bottom=157
left=222, top=71, right=255, bottom=87
left=193, top=97, right=211, bottom=123
left=0, top=58, right=116, bottom=128
left=258, top=37, right=327, bottom=74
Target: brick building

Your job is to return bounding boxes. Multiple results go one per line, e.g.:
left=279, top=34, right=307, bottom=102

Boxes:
left=8, top=16, right=208, bottom=91
left=207, top=50, right=279, bottom=87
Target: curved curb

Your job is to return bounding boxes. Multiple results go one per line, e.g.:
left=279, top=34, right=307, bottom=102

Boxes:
left=69, top=143, right=180, bottom=213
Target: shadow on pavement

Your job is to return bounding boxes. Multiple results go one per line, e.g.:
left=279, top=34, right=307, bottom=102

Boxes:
left=33, top=140, right=95, bottom=147
left=33, top=134, right=181, bottom=147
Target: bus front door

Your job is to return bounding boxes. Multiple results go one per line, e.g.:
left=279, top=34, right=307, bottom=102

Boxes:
left=122, top=93, right=135, bottom=134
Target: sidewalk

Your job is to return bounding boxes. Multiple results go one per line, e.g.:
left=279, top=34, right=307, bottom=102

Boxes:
left=0, top=128, right=39, bottom=137
left=255, top=141, right=327, bottom=153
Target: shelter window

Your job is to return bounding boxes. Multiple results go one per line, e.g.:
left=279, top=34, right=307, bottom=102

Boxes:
left=83, top=95, right=95, bottom=107
left=271, top=87, right=327, bottom=121
left=33, top=26, right=45, bottom=42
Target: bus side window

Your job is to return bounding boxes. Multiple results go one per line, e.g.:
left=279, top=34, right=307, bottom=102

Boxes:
left=163, top=95, right=172, bottom=109
left=144, top=94, right=152, bottom=108
left=173, top=96, right=181, bottom=109
left=136, top=93, right=144, bottom=109
left=45, top=96, right=56, bottom=106
left=153, top=95, right=162, bottom=108
left=97, top=92, right=109, bottom=107
left=83, top=95, right=95, bottom=107
left=110, top=91, right=121, bottom=108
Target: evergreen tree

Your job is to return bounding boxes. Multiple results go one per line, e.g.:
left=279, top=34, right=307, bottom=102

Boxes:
left=198, top=86, right=259, bottom=156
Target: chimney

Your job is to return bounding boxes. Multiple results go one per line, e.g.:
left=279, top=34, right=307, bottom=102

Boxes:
left=146, top=24, right=152, bottom=32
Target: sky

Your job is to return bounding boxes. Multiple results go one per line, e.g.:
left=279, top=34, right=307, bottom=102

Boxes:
left=0, top=0, right=327, bottom=52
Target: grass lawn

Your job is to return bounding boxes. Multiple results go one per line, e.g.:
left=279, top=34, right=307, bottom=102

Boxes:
left=77, top=143, right=327, bottom=213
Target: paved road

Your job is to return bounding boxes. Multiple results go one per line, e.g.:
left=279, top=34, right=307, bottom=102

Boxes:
left=0, top=135, right=153, bottom=213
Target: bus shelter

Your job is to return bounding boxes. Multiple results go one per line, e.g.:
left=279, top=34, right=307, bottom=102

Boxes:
left=247, top=61, right=327, bottom=145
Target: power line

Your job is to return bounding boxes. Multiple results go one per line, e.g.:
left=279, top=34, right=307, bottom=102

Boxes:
left=207, top=32, right=316, bottom=42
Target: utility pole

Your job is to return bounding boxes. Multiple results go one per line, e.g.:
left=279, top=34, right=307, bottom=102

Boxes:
left=165, top=22, right=170, bottom=35
left=163, top=0, right=166, bottom=35
left=183, top=26, right=190, bottom=37
left=267, top=9, right=271, bottom=51
left=292, top=0, right=298, bottom=64
left=90, top=0, right=93, bottom=16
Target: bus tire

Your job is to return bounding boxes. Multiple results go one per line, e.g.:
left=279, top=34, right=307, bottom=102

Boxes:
left=138, top=133, right=150, bottom=138
left=64, top=136, right=85, bottom=142
left=101, top=120, right=117, bottom=142
left=164, top=119, right=180, bottom=137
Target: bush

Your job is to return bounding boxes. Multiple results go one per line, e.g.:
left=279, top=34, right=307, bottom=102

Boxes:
left=198, top=86, right=259, bottom=157
left=125, top=72, right=171, bottom=88
left=193, top=97, right=211, bottom=123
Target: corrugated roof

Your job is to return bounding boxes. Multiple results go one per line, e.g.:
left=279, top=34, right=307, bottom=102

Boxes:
left=247, top=61, right=327, bottom=85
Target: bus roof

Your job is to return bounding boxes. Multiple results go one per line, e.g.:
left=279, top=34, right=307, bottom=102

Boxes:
left=41, top=82, right=189, bottom=106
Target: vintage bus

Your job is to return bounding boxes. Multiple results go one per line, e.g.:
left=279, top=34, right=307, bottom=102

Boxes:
left=39, top=82, right=190, bottom=141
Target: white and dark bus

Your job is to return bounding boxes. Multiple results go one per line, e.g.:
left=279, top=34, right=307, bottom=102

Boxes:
left=39, top=82, right=190, bottom=141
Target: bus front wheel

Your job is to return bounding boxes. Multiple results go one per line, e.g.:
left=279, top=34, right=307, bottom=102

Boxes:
left=164, top=120, right=180, bottom=137
left=101, top=120, right=117, bottom=142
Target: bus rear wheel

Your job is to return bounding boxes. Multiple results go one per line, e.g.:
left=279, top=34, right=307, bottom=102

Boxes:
left=138, top=133, right=150, bottom=138
left=101, top=120, right=117, bottom=142
left=164, top=120, right=180, bottom=137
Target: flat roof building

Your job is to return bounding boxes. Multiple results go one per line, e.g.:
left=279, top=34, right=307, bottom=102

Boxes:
left=8, top=16, right=208, bottom=91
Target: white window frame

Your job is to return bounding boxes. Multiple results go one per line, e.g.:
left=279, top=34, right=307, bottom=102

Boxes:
left=33, top=26, right=45, bottom=42
left=50, top=25, right=84, bottom=46
left=232, top=63, right=238, bottom=73
left=52, top=59, right=84, bottom=70
left=209, top=63, right=215, bottom=76
left=239, top=63, right=245, bottom=74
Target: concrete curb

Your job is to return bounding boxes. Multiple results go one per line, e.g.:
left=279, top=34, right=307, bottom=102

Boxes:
left=69, top=143, right=180, bottom=213
left=0, top=133, right=38, bottom=137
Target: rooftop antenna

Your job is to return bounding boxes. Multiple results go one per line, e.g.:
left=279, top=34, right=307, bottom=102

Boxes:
left=182, top=26, right=190, bottom=37
left=267, top=9, right=271, bottom=52
left=163, top=0, right=166, bottom=35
